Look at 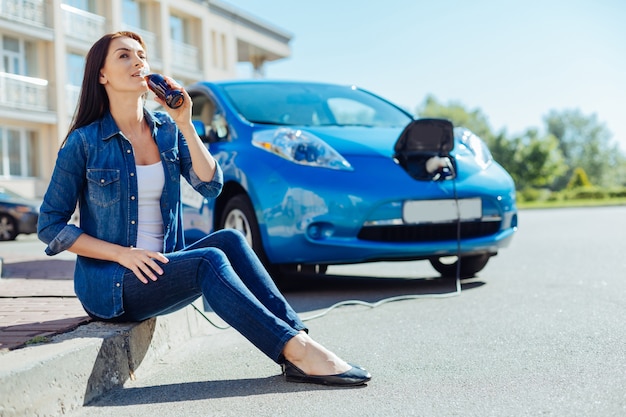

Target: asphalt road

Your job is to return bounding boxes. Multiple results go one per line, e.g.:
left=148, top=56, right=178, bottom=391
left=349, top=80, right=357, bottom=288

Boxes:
left=66, top=206, right=626, bottom=417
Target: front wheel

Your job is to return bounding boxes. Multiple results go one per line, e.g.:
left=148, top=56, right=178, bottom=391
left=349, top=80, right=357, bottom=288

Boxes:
left=218, top=194, right=288, bottom=284
left=429, top=254, right=491, bottom=278
left=219, top=194, right=265, bottom=259
left=0, top=214, right=18, bottom=241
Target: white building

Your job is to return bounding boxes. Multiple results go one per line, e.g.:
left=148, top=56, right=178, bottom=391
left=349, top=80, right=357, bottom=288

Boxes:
left=0, top=0, right=292, bottom=198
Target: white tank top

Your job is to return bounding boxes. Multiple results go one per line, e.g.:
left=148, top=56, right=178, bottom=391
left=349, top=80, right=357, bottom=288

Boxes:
left=135, top=161, right=165, bottom=252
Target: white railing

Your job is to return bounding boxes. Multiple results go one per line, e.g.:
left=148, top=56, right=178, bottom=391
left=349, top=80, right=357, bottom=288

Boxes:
left=0, top=72, right=48, bottom=111
left=0, top=0, right=47, bottom=27
left=171, top=40, right=199, bottom=72
left=65, top=84, right=81, bottom=116
left=60, top=3, right=105, bottom=43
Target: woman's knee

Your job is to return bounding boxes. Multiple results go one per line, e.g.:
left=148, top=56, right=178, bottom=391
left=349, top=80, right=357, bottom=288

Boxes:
left=214, top=228, right=248, bottom=247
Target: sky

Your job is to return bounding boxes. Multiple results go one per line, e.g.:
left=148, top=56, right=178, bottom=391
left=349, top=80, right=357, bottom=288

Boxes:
left=225, top=0, right=626, bottom=152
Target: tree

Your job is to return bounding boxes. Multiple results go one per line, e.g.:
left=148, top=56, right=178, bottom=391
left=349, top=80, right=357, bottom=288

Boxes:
left=417, top=95, right=495, bottom=143
left=544, top=109, right=621, bottom=188
left=508, top=129, right=567, bottom=189
left=416, top=96, right=567, bottom=190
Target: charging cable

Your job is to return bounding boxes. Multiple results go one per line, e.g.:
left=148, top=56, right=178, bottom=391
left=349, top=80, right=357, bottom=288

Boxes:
left=192, top=276, right=462, bottom=330
left=193, top=156, right=464, bottom=329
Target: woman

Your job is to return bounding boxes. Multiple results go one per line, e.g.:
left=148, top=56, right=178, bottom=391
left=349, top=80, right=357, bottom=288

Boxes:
left=38, top=31, right=370, bottom=386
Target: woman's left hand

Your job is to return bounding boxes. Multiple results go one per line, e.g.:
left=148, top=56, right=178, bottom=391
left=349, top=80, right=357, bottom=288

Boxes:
left=152, top=75, right=217, bottom=182
left=153, top=75, right=192, bottom=125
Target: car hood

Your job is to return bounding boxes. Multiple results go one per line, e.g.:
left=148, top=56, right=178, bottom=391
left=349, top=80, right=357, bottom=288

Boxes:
left=1, top=196, right=41, bottom=211
left=298, top=126, right=405, bottom=157
left=283, top=125, right=495, bottom=178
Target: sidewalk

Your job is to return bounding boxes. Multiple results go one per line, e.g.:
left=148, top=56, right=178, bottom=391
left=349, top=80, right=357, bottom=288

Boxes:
left=0, top=239, right=222, bottom=416
left=0, top=253, right=90, bottom=351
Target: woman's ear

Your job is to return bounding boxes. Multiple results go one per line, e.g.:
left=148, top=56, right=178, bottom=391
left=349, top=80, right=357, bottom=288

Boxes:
left=99, top=72, right=106, bottom=85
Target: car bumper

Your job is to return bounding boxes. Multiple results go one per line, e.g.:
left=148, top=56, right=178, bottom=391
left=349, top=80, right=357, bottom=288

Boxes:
left=266, top=211, right=517, bottom=264
left=242, top=154, right=517, bottom=265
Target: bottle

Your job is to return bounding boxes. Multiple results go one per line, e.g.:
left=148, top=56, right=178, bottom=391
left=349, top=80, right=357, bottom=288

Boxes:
left=144, top=73, right=184, bottom=109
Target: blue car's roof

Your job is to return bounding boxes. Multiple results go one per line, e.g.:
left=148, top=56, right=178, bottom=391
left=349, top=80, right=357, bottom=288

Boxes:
left=191, top=79, right=413, bottom=127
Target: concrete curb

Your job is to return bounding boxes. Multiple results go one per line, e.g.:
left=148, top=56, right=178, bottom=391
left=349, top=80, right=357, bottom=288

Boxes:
left=0, top=298, right=225, bottom=417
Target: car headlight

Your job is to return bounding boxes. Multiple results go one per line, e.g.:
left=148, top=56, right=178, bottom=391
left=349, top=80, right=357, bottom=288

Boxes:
left=252, top=128, right=353, bottom=171
left=456, top=127, right=493, bottom=169
left=14, top=205, right=34, bottom=213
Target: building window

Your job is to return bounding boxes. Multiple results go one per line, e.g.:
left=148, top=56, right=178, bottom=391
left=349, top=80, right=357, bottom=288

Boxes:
left=123, top=0, right=143, bottom=28
left=2, top=35, right=24, bottom=74
left=66, top=52, right=85, bottom=112
left=170, top=15, right=185, bottom=42
left=2, top=35, right=37, bottom=77
left=0, top=128, right=38, bottom=178
left=63, top=0, right=96, bottom=12
left=66, top=52, right=85, bottom=87
left=169, top=14, right=199, bottom=71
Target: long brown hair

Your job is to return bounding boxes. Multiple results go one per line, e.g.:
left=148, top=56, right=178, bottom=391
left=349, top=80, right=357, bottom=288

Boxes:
left=63, top=31, right=146, bottom=146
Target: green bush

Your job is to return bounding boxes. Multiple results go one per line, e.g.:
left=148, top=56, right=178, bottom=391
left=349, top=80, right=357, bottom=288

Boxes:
left=546, top=191, right=562, bottom=202
left=608, top=188, right=626, bottom=198
left=566, top=167, right=593, bottom=189
left=518, top=187, right=542, bottom=202
left=563, top=187, right=607, bottom=200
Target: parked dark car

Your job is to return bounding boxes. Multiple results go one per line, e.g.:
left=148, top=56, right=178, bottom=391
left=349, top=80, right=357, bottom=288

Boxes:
left=0, top=188, right=39, bottom=241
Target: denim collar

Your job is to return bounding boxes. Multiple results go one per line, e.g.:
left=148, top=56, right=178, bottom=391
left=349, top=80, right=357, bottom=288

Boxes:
left=100, top=108, right=164, bottom=141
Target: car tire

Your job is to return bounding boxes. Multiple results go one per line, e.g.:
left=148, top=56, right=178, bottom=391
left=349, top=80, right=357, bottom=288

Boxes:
left=219, top=194, right=264, bottom=255
left=429, top=254, right=491, bottom=278
left=218, top=194, right=282, bottom=280
left=0, top=214, right=18, bottom=241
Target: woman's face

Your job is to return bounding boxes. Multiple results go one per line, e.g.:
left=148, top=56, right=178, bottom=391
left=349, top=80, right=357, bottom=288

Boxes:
left=99, top=36, right=149, bottom=96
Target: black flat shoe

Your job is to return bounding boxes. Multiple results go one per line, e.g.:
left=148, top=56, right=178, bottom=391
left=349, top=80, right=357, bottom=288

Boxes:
left=282, top=360, right=371, bottom=386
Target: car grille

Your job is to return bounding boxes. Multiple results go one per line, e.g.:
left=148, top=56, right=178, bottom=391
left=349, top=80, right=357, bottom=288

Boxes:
left=357, top=219, right=501, bottom=242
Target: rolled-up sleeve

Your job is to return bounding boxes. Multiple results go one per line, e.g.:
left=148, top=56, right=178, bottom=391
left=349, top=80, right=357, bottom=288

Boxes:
left=38, top=132, right=86, bottom=256
left=42, top=224, right=83, bottom=256
left=188, top=160, right=223, bottom=199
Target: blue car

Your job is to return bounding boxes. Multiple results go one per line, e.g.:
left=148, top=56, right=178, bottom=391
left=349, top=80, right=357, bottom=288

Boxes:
left=184, top=80, right=517, bottom=281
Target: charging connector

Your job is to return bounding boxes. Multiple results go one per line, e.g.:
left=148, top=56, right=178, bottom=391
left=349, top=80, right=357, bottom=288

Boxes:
left=193, top=118, right=464, bottom=329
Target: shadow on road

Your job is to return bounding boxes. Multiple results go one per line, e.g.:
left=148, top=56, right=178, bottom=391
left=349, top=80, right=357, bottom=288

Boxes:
left=280, top=271, right=485, bottom=313
left=87, top=374, right=366, bottom=407
left=87, top=273, right=485, bottom=407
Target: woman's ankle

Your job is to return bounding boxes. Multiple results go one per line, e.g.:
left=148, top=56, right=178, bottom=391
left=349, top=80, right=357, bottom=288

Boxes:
left=282, top=333, right=350, bottom=375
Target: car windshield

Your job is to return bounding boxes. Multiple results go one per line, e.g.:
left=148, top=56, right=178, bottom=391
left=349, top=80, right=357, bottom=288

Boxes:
left=221, top=83, right=412, bottom=128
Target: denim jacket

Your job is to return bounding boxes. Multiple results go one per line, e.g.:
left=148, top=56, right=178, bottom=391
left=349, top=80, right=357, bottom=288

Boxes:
left=38, top=109, right=223, bottom=319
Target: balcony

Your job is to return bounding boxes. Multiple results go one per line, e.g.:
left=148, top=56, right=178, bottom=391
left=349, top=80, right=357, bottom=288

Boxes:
left=171, top=40, right=200, bottom=73
left=0, top=72, right=48, bottom=111
left=0, top=0, right=47, bottom=27
left=60, top=3, right=105, bottom=44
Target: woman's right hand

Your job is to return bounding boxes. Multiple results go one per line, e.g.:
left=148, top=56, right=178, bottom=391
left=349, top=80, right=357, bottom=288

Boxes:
left=68, top=234, right=170, bottom=284
left=116, top=247, right=169, bottom=284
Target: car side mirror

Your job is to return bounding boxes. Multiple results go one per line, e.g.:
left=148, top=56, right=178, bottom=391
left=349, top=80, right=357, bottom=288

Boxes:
left=192, top=120, right=207, bottom=139
left=212, top=114, right=229, bottom=140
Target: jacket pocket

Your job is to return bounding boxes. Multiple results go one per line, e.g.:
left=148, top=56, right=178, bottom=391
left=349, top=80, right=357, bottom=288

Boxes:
left=161, top=147, right=181, bottom=181
left=87, top=169, right=121, bottom=207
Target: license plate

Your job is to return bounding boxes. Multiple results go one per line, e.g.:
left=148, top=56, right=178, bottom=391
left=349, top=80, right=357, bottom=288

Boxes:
left=402, top=198, right=482, bottom=224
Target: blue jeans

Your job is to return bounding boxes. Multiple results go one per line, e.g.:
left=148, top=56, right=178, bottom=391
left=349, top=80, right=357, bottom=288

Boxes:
left=111, top=229, right=306, bottom=362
